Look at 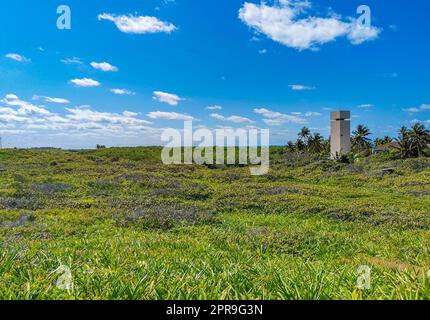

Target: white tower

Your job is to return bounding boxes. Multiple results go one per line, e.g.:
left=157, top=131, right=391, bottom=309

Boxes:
left=330, top=111, right=351, bottom=158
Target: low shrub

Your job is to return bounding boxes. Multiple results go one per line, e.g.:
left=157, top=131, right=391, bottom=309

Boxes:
left=0, top=197, right=42, bottom=210
left=31, top=183, right=72, bottom=195
left=119, top=204, right=218, bottom=230
left=0, top=213, right=35, bottom=228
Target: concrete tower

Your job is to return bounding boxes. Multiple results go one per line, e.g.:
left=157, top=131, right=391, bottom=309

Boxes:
left=330, top=111, right=351, bottom=158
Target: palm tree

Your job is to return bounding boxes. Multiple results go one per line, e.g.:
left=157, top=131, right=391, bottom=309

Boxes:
left=286, top=141, right=296, bottom=152
left=374, top=136, right=393, bottom=146
left=396, top=126, right=412, bottom=159
left=409, top=123, right=430, bottom=157
left=382, top=136, right=393, bottom=144
left=307, top=133, right=325, bottom=154
left=298, top=127, right=311, bottom=142
left=352, top=125, right=372, bottom=152
left=295, top=138, right=306, bottom=151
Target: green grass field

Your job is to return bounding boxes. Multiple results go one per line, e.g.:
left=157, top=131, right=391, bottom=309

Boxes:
left=1, top=147, right=430, bottom=300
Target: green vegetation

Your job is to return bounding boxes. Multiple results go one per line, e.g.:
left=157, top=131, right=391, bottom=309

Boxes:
left=287, top=122, right=430, bottom=159
left=1, top=147, right=430, bottom=300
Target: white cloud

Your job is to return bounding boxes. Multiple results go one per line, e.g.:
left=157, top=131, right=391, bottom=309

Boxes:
left=403, top=104, right=430, bottom=113
left=45, top=115, right=70, bottom=123
left=289, top=84, right=315, bottom=91
left=110, top=88, right=136, bottom=95
left=147, top=111, right=195, bottom=121
left=210, top=113, right=255, bottom=124
left=123, top=111, right=139, bottom=117
left=5, top=53, right=30, bottom=63
left=263, top=119, right=287, bottom=126
left=304, top=111, right=321, bottom=117
left=206, top=105, right=223, bottom=110
left=239, top=1, right=381, bottom=51
left=91, top=62, right=118, bottom=72
left=358, top=104, right=373, bottom=109
left=66, top=107, right=151, bottom=125
left=61, top=57, right=83, bottom=65
left=153, top=91, right=182, bottom=106
left=0, top=94, right=157, bottom=146
left=5, top=94, right=19, bottom=100
left=254, top=108, right=306, bottom=125
left=0, top=114, right=34, bottom=123
left=98, top=13, right=176, bottom=34
left=32, top=95, right=70, bottom=104
left=0, top=107, right=18, bottom=115
left=403, top=108, right=420, bottom=113
left=347, top=22, right=380, bottom=45
left=1, top=94, right=52, bottom=116
left=227, top=116, right=255, bottom=124
left=70, top=78, right=101, bottom=87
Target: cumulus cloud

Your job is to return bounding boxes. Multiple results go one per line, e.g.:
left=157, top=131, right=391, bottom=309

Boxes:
left=153, top=91, right=182, bottom=106
left=1, top=94, right=52, bottom=116
left=347, top=22, right=380, bottom=45
left=0, top=114, right=35, bottom=124
left=289, top=84, right=315, bottom=91
left=147, top=111, right=196, bottom=121
left=5, top=94, right=19, bottom=100
left=70, top=78, right=101, bottom=87
left=91, top=61, right=118, bottom=72
left=110, top=88, right=136, bottom=95
left=0, top=107, right=18, bottom=115
left=0, top=94, right=157, bottom=145
left=66, top=108, right=151, bottom=125
left=5, top=53, right=30, bottom=62
left=123, top=111, right=139, bottom=117
left=254, top=108, right=307, bottom=125
left=32, top=95, right=70, bottom=104
left=358, top=104, right=373, bottom=109
left=239, top=1, right=381, bottom=51
left=210, top=113, right=255, bottom=124
left=98, top=13, right=176, bottom=34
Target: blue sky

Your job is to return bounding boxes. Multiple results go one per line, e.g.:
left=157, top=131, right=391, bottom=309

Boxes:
left=0, top=0, right=429, bottom=148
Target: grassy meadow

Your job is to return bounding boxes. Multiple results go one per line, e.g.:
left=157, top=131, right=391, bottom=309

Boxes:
left=1, top=147, right=430, bottom=299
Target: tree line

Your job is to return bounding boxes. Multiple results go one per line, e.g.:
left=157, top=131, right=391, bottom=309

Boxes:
left=286, top=122, right=430, bottom=159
